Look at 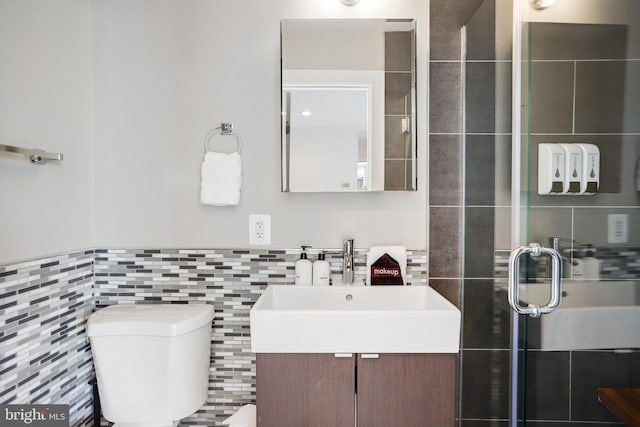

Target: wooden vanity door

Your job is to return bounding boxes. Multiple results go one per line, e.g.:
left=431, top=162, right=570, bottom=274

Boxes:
left=256, top=353, right=356, bottom=427
left=356, top=353, right=456, bottom=427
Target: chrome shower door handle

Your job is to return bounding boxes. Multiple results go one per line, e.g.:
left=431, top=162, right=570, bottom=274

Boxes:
left=508, top=243, right=563, bottom=318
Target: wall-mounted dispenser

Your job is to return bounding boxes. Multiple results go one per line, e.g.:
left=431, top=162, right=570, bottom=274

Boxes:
left=579, top=143, right=600, bottom=194
left=538, top=143, right=566, bottom=194
left=562, top=143, right=583, bottom=194
left=538, top=143, right=600, bottom=195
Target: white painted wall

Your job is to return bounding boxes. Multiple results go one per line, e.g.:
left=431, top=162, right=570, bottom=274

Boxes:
left=283, top=22, right=385, bottom=70
left=0, top=0, right=427, bottom=263
left=0, top=0, right=93, bottom=263
left=92, top=0, right=428, bottom=250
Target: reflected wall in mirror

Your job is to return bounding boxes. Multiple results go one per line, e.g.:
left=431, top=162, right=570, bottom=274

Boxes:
left=281, top=19, right=416, bottom=192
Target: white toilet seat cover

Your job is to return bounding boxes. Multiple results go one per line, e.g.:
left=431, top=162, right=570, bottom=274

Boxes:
left=87, top=304, right=214, bottom=337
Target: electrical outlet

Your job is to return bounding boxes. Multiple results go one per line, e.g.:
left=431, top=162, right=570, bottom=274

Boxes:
left=607, top=214, right=628, bottom=244
left=249, top=214, right=271, bottom=245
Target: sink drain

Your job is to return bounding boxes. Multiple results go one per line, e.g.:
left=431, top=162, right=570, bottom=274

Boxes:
left=345, top=294, right=353, bottom=301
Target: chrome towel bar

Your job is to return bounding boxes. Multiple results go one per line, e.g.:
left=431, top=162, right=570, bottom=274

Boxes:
left=0, top=144, right=64, bottom=165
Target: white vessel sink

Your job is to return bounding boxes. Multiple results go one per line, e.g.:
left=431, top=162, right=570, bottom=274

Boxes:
left=250, top=285, right=461, bottom=353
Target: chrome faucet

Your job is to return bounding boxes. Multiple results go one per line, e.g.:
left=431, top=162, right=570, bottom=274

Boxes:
left=342, top=239, right=354, bottom=284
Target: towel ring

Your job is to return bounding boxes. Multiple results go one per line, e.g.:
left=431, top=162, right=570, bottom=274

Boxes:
left=204, top=122, right=242, bottom=154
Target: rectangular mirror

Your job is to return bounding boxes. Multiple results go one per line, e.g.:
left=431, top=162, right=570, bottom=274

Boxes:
left=281, top=19, right=417, bottom=192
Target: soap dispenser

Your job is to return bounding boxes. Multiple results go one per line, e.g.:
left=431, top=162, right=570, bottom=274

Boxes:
left=313, top=252, right=330, bottom=286
left=295, top=246, right=312, bottom=286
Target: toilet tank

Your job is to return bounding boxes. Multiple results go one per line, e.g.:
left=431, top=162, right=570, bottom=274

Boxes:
left=87, top=304, right=214, bottom=424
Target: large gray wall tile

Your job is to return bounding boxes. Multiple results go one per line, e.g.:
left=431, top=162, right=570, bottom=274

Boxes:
left=430, top=62, right=462, bottom=133
left=429, top=207, right=462, bottom=278
left=528, top=61, right=575, bottom=134
left=529, top=22, right=628, bottom=61
left=430, top=134, right=461, bottom=206
left=575, top=61, right=626, bottom=133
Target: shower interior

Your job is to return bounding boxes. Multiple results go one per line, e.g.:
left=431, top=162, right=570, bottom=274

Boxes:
left=459, top=0, right=640, bottom=425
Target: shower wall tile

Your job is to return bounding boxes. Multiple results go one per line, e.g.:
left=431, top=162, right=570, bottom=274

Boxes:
left=494, top=208, right=511, bottom=250
left=466, top=0, right=512, bottom=61
left=462, top=279, right=510, bottom=350
left=430, top=0, right=485, bottom=60
left=523, top=351, right=570, bottom=421
left=460, top=349, right=511, bottom=420
left=575, top=61, right=626, bottom=134
left=574, top=207, right=640, bottom=248
left=448, top=7, right=640, bottom=427
left=384, top=159, right=411, bottom=190
left=429, top=207, right=462, bottom=278
left=466, top=61, right=512, bottom=134
left=0, top=251, right=95, bottom=427
left=464, top=0, right=496, bottom=61
left=385, top=31, right=412, bottom=72
left=385, top=72, right=412, bottom=115
left=464, top=207, right=496, bottom=278
left=429, top=134, right=461, bottom=206
left=384, top=116, right=410, bottom=159
left=465, top=135, right=497, bottom=206
left=529, top=61, right=575, bottom=134
left=525, top=207, right=573, bottom=247
left=529, top=23, right=628, bottom=61
left=571, top=351, right=640, bottom=422
left=621, top=61, right=640, bottom=133
left=430, top=61, right=462, bottom=133
left=384, top=31, right=415, bottom=191
left=462, top=350, right=574, bottom=422
left=465, top=62, right=495, bottom=132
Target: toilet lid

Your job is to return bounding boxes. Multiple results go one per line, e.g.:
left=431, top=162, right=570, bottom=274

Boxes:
left=87, top=304, right=214, bottom=337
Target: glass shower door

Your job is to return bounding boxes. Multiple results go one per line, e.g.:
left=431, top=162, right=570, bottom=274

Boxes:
left=511, top=0, right=640, bottom=425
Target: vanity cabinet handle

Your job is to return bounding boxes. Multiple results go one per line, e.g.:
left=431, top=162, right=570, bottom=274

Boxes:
left=334, top=353, right=353, bottom=358
left=361, top=354, right=380, bottom=359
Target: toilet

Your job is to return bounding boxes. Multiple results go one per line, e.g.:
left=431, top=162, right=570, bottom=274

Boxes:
left=87, top=304, right=214, bottom=427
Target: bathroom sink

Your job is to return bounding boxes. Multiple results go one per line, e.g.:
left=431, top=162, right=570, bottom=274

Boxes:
left=520, top=280, right=640, bottom=351
left=250, top=285, right=461, bottom=353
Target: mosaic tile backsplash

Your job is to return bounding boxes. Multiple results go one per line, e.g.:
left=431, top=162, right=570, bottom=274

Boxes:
left=0, top=250, right=95, bottom=426
left=495, top=246, right=640, bottom=280
left=1, top=248, right=427, bottom=427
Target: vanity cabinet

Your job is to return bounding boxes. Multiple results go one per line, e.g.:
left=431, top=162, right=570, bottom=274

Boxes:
left=256, top=353, right=456, bottom=427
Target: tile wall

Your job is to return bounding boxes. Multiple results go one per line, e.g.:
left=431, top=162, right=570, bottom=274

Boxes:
left=384, top=29, right=416, bottom=190
left=430, top=1, right=640, bottom=426
left=1, top=248, right=427, bottom=426
left=0, top=251, right=95, bottom=426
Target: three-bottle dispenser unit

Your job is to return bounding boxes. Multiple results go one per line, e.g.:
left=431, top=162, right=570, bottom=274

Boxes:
left=538, top=143, right=600, bottom=195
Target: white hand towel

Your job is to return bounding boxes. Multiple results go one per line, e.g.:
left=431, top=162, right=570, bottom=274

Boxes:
left=222, top=404, right=256, bottom=427
left=366, top=246, right=407, bottom=285
left=200, top=151, right=242, bottom=206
